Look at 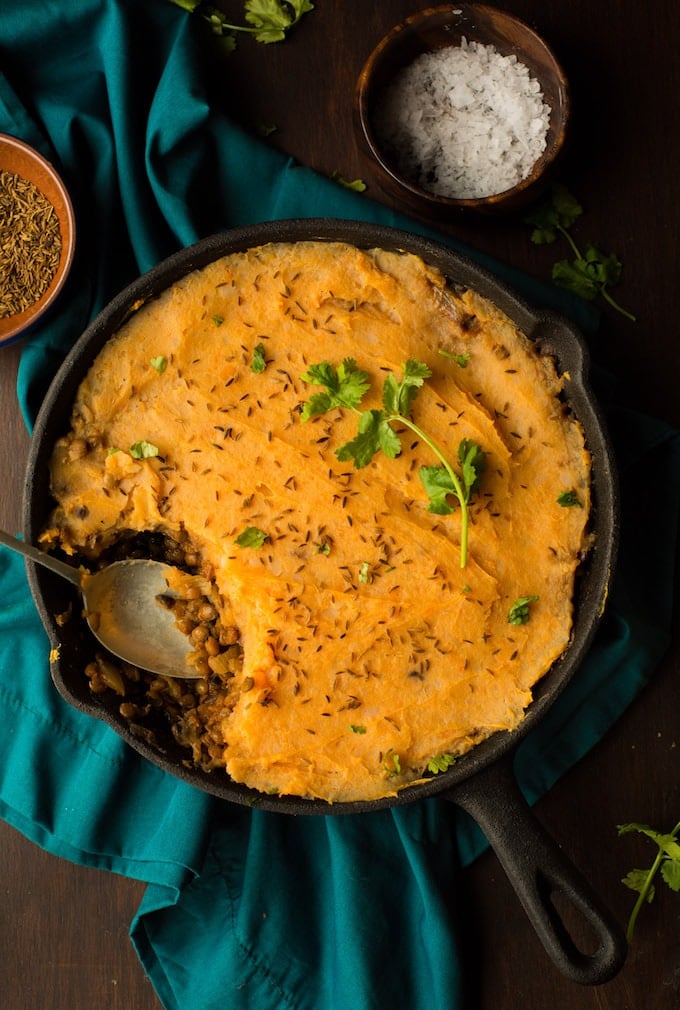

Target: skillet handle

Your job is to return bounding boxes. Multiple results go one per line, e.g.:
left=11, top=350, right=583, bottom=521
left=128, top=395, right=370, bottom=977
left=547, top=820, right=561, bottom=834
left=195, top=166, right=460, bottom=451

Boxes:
left=443, top=758, right=627, bottom=985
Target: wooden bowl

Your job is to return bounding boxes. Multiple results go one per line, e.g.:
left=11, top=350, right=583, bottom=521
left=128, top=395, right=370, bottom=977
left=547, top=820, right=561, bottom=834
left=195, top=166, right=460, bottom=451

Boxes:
left=0, top=134, right=75, bottom=347
left=355, top=4, right=570, bottom=216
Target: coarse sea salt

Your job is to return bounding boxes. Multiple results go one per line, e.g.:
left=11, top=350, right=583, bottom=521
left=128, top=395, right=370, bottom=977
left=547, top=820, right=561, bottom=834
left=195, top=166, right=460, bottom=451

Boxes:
left=375, top=38, right=552, bottom=200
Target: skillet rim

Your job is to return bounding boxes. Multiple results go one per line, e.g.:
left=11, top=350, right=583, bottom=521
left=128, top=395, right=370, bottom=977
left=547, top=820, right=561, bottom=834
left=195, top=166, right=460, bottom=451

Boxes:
left=23, top=217, right=619, bottom=814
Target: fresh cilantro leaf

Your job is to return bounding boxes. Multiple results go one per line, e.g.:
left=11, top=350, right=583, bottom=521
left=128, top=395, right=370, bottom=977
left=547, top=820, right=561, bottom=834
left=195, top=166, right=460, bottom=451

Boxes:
left=557, top=489, right=583, bottom=508
left=150, top=355, right=167, bottom=374
left=622, top=869, right=655, bottom=901
left=507, top=595, right=539, bottom=625
left=219, top=30, right=237, bottom=50
left=552, top=245, right=624, bottom=303
left=167, top=0, right=312, bottom=45
left=245, top=0, right=313, bottom=43
left=525, top=184, right=583, bottom=243
left=420, top=441, right=484, bottom=516
left=129, top=440, right=159, bottom=459
left=331, top=171, right=367, bottom=192
left=336, top=409, right=401, bottom=467
left=275, top=0, right=313, bottom=29
left=300, top=390, right=334, bottom=420
left=167, top=0, right=200, bottom=12
left=552, top=184, right=584, bottom=228
left=244, top=0, right=290, bottom=41
left=528, top=219, right=560, bottom=246
left=458, top=438, right=486, bottom=502
left=301, top=361, right=336, bottom=389
left=617, top=819, right=680, bottom=942
left=618, top=822, right=659, bottom=842
left=662, top=860, right=680, bottom=891
left=427, top=753, right=456, bottom=774
left=551, top=257, right=601, bottom=301
left=639, top=831, right=680, bottom=860
left=419, top=465, right=457, bottom=515
left=382, top=359, right=431, bottom=416
left=300, top=358, right=371, bottom=419
left=212, top=314, right=224, bottom=326
left=286, top=0, right=314, bottom=20
left=349, top=724, right=367, bottom=734
left=383, top=750, right=401, bottom=776
left=235, top=526, right=268, bottom=548
left=251, top=341, right=268, bottom=373
left=583, top=244, right=622, bottom=286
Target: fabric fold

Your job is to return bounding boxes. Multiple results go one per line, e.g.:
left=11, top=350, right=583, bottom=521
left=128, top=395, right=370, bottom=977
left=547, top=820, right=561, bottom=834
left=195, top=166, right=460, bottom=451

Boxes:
left=131, top=802, right=467, bottom=1010
left=0, top=2, right=678, bottom=1009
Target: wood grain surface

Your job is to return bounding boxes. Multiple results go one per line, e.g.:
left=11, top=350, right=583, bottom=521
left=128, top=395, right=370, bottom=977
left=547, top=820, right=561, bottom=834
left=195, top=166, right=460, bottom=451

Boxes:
left=1, top=2, right=679, bottom=1008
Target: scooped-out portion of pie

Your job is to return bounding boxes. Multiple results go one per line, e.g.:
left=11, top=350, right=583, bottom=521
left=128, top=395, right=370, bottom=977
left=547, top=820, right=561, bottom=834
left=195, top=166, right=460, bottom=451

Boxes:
left=41, top=240, right=591, bottom=802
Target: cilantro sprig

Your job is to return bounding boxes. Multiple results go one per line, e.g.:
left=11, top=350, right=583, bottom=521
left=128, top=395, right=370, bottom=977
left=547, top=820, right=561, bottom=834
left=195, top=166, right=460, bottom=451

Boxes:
left=300, top=358, right=485, bottom=567
left=168, top=0, right=313, bottom=44
left=618, top=820, right=680, bottom=943
left=525, top=184, right=635, bottom=322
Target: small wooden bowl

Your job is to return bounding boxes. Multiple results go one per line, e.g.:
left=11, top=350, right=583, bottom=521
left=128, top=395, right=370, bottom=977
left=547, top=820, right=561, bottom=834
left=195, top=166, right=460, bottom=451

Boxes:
left=0, top=134, right=75, bottom=347
left=355, top=4, right=570, bottom=216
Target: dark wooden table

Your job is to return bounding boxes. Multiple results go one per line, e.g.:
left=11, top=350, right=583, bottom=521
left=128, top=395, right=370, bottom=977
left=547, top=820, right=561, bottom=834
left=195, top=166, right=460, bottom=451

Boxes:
left=2, top=2, right=679, bottom=1007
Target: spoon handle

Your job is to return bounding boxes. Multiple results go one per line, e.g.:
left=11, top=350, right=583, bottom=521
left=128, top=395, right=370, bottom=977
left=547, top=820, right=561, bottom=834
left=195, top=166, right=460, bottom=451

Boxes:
left=0, top=528, right=83, bottom=588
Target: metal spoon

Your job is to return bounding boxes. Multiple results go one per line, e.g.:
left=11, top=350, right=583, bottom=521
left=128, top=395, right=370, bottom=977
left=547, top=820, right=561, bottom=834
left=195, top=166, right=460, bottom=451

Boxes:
left=0, top=529, right=201, bottom=678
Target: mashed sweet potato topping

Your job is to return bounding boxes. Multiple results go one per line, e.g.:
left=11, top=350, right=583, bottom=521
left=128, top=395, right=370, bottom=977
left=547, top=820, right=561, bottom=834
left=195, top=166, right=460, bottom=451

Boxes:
left=42, top=241, right=591, bottom=802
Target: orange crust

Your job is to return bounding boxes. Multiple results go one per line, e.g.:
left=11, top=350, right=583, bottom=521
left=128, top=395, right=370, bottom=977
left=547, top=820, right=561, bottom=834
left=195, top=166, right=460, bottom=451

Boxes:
left=43, top=242, right=591, bottom=802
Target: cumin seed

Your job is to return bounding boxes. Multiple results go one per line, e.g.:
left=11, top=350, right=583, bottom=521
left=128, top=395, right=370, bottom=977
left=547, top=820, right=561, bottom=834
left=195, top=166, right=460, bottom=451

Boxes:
left=0, top=170, right=62, bottom=317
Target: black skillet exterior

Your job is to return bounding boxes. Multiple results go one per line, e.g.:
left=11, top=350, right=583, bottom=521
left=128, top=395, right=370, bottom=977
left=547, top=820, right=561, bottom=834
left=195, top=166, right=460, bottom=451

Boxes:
left=24, top=220, right=624, bottom=982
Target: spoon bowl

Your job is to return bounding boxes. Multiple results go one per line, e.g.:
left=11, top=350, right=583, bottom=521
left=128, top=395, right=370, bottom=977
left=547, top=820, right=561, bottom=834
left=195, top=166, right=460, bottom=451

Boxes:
left=0, top=529, right=200, bottom=678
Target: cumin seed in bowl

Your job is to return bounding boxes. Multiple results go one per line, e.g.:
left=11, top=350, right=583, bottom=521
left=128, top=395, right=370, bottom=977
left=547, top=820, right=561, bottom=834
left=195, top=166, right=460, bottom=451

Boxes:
left=0, top=134, right=75, bottom=347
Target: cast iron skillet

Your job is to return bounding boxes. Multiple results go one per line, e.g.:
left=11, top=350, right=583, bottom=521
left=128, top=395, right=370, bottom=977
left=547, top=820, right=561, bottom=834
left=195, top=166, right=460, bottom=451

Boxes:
left=24, top=219, right=625, bottom=984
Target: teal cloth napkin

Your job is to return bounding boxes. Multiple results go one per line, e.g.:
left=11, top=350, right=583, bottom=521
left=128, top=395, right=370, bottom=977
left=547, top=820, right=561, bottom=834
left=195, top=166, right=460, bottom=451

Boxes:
left=1, top=3, right=678, bottom=1008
